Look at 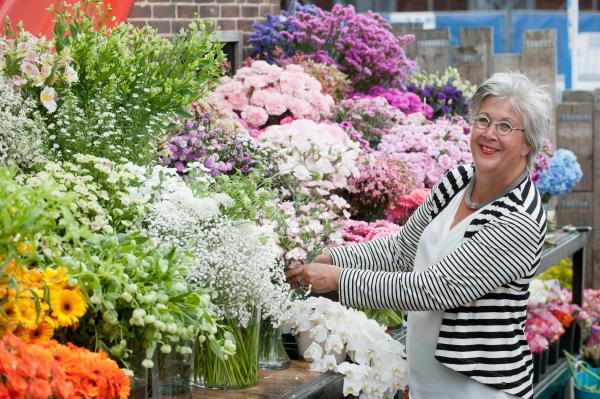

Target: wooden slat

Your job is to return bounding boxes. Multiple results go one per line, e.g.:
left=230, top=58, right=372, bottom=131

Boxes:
left=459, top=27, right=493, bottom=79
left=453, top=45, right=487, bottom=86
left=492, top=53, right=521, bottom=74
left=556, top=103, right=594, bottom=191
left=393, top=25, right=420, bottom=62
left=562, top=90, right=594, bottom=103
left=593, top=89, right=600, bottom=289
left=521, top=29, right=558, bottom=149
left=414, top=28, right=451, bottom=75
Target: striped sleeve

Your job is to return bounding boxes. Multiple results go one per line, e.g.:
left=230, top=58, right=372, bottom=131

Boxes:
left=328, top=180, right=439, bottom=273
left=338, top=211, right=541, bottom=311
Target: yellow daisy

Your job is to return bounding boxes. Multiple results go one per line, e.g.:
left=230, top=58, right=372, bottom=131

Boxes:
left=50, top=289, right=88, bottom=327
left=42, top=267, right=70, bottom=289
left=16, top=321, right=55, bottom=342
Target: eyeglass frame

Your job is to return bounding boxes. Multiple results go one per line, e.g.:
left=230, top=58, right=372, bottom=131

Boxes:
left=470, top=115, right=525, bottom=136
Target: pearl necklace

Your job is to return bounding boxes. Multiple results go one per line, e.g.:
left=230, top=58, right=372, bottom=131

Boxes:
left=465, top=169, right=529, bottom=210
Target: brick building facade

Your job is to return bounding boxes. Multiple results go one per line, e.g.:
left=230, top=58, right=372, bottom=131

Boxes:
left=127, top=0, right=281, bottom=57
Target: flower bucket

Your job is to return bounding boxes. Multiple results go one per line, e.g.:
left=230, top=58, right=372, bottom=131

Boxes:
left=193, top=306, right=261, bottom=389
left=541, top=349, right=549, bottom=374
left=560, top=325, right=576, bottom=356
left=574, top=362, right=600, bottom=399
left=533, top=353, right=542, bottom=384
left=543, top=201, right=556, bottom=240
left=549, top=342, right=559, bottom=365
left=295, top=330, right=347, bottom=364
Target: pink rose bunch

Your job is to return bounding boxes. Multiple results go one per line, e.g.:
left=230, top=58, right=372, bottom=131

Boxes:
left=344, top=153, right=417, bottom=218
left=376, top=115, right=473, bottom=188
left=214, top=60, right=333, bottom=129
left=334, top=219, right=402, bottom=246
left=257, top=119, right=361, bottom=199
left=386, top=188, right=431, bottom=225
left=0, top=28, right=78, bottom=113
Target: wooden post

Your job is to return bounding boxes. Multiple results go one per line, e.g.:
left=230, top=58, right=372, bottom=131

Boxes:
left=556, top=100, right=595, bottom=287
left=453, top=45, right=487, bottom=86
left=392, top=24, right=422, bottom=62
left=414, top=28, right=451, bottom=75
left=492, top=54, right=521, bottom=73
left=521, top=29, right=558, bottom=149
left=459, top=27, right=493, bottom=79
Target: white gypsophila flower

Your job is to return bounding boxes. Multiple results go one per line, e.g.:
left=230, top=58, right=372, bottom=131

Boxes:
left=143, top=190, right=293, bottom=327
left=0, top=81, right=46, bottom=169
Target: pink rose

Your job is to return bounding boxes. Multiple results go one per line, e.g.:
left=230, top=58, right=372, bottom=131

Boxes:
left=264, top=93, right=287, bottom=116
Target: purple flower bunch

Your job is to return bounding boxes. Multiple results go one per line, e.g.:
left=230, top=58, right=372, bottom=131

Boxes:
left=159, top=117, right=275, bottom=177
left=350, top=86, right=433, bottom=118
left=248, top=0, right=320, bottom=63
left=331, top=96, right=410, bottom=149
left=278, top=4, right=415, bottom=93
left=405, top=68, right=477, bottom=119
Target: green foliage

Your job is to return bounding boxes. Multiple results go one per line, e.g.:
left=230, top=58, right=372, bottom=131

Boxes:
left=45, top=0, right=227, bottom=165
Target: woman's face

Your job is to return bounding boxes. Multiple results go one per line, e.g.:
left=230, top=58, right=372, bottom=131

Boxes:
left=470, top=96, right=531, bottom=178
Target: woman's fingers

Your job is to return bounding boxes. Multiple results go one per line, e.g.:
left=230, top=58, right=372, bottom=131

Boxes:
left=284, top=264, right=343, bottom=293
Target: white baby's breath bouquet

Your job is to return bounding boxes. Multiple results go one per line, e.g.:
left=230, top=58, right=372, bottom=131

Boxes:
left=132, top=164, right=291, bottom=387
left=283, top=297, right=409, bottom=399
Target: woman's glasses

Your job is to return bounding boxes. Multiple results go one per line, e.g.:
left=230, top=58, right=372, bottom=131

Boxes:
left=471, top=115, right=525, bottom=136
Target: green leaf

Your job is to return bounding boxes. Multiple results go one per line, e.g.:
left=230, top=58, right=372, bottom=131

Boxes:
left=172, top=108, right=194, bottom=119
left=209, top=339, right=224, bottom=360
left=119, top=245, right=136, bottom=254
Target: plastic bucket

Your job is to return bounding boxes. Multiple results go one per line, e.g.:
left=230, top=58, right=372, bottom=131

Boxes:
left=573, top=362, right=600, bottom=399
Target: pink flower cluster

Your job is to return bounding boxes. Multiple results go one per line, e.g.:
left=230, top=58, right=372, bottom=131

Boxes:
left=334, top=219, right=402, bottom=245
left=376, top=116, right=473, bottom=188
left=386, top=188, right=431, bottom=224
left=345, top=153, right=417, bottom=215
left=214, top=60, right=333, bottom=129
left=258, top=119, right=361, bottom=196
left=532, top=139, right=552, bottom=183
left=526, top=303, right=565, bottom=354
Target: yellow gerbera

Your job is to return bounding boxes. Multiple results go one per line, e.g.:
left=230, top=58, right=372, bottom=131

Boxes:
left=42, top=267, right=70, bottom=289
left=15, top=321, right=55, bottom=342
left=50, top=289, right=88, bottom=327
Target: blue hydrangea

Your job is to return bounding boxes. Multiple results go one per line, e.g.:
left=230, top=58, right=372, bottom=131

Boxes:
left=248, top=0, right=321, bottom=63
left=534, top=148, right=583, bottom=196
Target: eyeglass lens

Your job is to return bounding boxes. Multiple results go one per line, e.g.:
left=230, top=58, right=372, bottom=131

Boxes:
left=474, top=116, right=513, bottom=135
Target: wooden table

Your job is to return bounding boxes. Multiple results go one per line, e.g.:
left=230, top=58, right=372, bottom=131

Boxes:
left=189, top=231, right=588, bottom=399
left=191, top=362, right=343, bottom=399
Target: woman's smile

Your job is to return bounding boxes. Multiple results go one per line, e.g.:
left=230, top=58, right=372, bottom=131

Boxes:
left=480, top=145, right=500, bottom=155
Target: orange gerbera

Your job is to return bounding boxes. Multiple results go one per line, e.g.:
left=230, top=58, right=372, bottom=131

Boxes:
left=15, top=352, right=37, bottom=378
left=0, top=346, right=16, bottom=375
left=0, top=381, right=10, bottom=399
left=5, top=371, right=27, bottom=396
left=27, top=379, right=52, bottom=399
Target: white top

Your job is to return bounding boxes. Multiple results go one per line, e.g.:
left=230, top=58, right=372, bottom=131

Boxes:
left=406, top=189, right=517, bottom=399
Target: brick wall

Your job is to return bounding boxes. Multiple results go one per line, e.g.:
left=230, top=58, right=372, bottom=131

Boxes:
left=127, top=0, right=280, bottom=57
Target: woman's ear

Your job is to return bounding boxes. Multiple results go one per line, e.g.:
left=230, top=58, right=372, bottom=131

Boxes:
left=521, top=141, right=532, bottom=157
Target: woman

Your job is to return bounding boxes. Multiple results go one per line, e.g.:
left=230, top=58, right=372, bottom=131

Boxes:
left=285, top=72, right=553, bottom=399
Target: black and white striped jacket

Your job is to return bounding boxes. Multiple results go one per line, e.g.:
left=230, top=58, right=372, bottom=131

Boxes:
left=330, top=165, right=546, bottom=399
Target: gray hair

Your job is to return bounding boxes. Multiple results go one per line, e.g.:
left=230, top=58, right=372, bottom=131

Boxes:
left=468, top=71, right=553, bottom=172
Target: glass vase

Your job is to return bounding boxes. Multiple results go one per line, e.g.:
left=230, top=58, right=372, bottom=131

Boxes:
left=543, top=197, right=556, bottom=240
left=158, top=342, right=194, bottom=398
left=192, top=306, right=261, bottom=389
left=259, top=319, right=290, bottom=370
left=126, top=341, right=149, bottom=399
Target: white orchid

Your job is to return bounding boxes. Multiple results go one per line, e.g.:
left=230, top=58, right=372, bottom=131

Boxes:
left=284, top=297, right=408, bottom=398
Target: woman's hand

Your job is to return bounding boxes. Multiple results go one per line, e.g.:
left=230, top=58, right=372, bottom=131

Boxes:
left=285, top=263, right=342, bottom=293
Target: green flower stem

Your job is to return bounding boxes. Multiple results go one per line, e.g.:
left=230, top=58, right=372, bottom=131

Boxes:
left=195, top=318, right=260, bottom=388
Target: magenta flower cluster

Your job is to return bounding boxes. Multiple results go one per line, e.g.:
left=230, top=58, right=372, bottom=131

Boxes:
left=334, top=219, right=402, bottom=246
left=350, top=86, right=433, bottom=119
left=281, top=4, right=415, bottom=93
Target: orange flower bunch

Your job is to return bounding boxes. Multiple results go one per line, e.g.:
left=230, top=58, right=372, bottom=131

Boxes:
left=0, top=333, right=131, bottom=399
left=551, top=310, right=574, bottom=328
left=1, top=255, right=88, bottom=341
